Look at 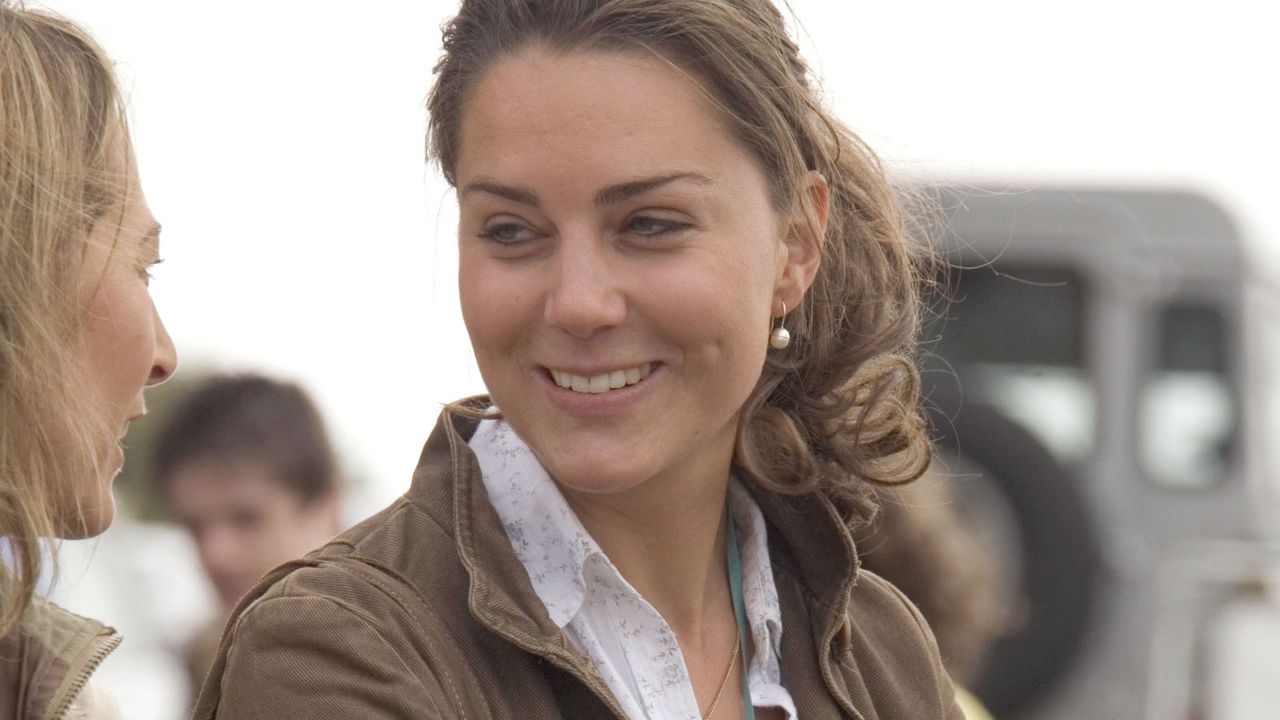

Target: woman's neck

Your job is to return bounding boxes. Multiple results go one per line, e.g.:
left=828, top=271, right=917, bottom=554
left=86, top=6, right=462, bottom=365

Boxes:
left=559, top=459, right=733, bottom=638
left=556, top=451, right=750, bottom=718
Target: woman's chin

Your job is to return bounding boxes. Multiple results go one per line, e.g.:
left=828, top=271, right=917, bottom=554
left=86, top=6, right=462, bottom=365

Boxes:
left=56, top=504, right=115, bottom=539
left=56, top=481, right=118, bottom=539
left=550, top=470, right=651, bottom=498
left=532, top=447, right=662, bottom=498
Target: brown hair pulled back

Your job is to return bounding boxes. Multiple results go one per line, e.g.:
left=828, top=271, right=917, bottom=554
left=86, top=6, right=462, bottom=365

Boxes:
left=428, top=0, right=932, bottom=523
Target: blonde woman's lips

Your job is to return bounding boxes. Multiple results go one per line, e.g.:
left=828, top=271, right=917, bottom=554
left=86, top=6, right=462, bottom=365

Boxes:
left=549, top=363, right=654, bottom=394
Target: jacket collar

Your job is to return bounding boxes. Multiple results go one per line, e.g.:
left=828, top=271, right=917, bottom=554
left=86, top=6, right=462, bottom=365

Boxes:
left=742, top=481, right=861, bottom=655
left=408, top=401, right=565, bottom=644
left=409, top=400, right=865, bottom=717
left=740, top=482, right=867, bottom=719
left=0, top=594, right=121, bottom=720
left=409, top=401, right=627, bottom=717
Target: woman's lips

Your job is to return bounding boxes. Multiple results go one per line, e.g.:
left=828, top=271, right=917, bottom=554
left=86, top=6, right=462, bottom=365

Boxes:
left=548, top=362, right=654, bottom=394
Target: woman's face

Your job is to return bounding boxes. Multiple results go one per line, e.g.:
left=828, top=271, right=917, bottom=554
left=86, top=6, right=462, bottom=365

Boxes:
left=455, top=46, right=816, bottom=498
left=67, top=142, right=177, bottom=537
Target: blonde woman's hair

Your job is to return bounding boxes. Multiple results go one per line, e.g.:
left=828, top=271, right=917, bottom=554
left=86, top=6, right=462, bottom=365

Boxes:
left=429, top=0, right=933, bottom=523
left=0, top=3, right=128, bottom=635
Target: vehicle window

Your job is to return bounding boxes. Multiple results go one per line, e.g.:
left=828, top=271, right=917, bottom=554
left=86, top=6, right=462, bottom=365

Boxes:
left=1140, top=302, right=1236, bottom=488
left=924, top=265, right=1094, bottom=465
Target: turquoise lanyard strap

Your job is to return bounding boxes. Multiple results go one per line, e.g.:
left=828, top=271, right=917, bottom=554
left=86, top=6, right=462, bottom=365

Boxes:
left=726, top=509, right=756, bottom=720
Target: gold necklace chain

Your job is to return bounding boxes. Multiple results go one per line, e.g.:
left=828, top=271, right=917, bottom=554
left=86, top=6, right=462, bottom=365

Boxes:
left=701, top=637, right=741, bottom=720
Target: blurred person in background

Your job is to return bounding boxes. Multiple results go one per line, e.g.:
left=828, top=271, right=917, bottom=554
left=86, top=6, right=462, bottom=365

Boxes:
left=194, top=0, right=963, bottom=717
left=150, top=374, right=342, bottom=696
left=0, top=4, right=177, bottom=717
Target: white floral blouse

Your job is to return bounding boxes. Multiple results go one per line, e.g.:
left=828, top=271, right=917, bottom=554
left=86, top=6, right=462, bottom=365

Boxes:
left=471, top=418, right=798, bottom=720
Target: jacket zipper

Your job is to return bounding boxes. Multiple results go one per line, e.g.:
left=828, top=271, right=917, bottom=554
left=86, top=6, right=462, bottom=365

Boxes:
left=45, top=628, right=123, bottom=720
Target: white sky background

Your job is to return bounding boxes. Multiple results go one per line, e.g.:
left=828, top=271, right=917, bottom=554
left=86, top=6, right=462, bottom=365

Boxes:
left=36, top=0, right=1280, bottom=513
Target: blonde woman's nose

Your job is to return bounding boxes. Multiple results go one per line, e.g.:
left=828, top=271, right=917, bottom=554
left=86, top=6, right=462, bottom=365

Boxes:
left=148, top=303, right=177, bottom=384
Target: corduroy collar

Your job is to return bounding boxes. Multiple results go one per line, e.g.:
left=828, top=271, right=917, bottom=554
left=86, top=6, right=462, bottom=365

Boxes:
left=405, top=399, right=865, bottom=718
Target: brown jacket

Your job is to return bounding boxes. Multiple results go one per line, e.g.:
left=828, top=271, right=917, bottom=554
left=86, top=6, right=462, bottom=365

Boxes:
left=0, top=596, right=121, bottom=720
left=194, top=407, right=962, bottom=719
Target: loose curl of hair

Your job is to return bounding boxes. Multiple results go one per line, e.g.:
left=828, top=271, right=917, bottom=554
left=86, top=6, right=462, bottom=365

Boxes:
left=428, top=0, right=933, bottom=524
left=0, top=3, right=128, bottom=635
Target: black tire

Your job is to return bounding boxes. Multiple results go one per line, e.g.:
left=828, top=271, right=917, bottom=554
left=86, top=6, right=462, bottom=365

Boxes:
left=925, top=394, right=1100, bottom=718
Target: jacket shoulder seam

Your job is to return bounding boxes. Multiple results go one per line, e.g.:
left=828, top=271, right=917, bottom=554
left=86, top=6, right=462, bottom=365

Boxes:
left=284, top=557, right=474, bottom=719
left=343, top=560, right=473, bottom=719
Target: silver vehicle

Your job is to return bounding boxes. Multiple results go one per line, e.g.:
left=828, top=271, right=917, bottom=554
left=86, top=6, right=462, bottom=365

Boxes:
left=921, top=186, right=1280, bottom=719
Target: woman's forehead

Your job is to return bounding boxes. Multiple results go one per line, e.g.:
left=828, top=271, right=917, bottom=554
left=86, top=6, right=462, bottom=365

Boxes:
left=454, top=45, right=741, bottom=188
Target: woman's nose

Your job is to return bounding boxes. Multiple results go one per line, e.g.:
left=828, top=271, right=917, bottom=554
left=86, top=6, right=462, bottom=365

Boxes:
left=543, top=234, right=627, bottom=337
left=148, top=303, right=177, bottom=385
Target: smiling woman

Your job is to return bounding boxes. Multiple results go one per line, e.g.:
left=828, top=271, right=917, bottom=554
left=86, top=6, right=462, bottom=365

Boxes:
left=195, top=1, right=956, bottom=718
left=1, top=3, right=176, bottom=718
left=455, top=47, right=805, bottom=503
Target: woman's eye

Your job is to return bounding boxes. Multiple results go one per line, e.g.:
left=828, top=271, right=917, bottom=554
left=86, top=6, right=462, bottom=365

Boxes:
left=479, top=222, right=537, bottom=245
left=625, top=215, right=689, bottom=237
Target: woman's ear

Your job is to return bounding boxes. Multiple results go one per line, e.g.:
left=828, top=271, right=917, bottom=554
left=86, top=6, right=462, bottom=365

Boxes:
left=774, top=171, right=827, bottom=311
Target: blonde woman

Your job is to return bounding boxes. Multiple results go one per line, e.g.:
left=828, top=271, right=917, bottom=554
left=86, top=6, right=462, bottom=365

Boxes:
left=1, top=5, right=177, bottom=718
left=198, top=0, right=960, bottom=717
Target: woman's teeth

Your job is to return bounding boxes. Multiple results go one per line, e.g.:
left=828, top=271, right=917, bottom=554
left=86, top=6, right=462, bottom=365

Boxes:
left=551, top=363, right=653, bottom=394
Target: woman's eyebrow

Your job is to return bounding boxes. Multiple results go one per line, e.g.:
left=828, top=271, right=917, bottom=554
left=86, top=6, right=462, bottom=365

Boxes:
left=594, top=172, right=713, bottom=207
left=460, top=172, right=714, bottom=209
left=461, top=179, right=540, bottom=208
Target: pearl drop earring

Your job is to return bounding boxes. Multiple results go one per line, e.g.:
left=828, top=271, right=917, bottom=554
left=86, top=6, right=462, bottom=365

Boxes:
left=769, top=302, right=791, bottom=350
